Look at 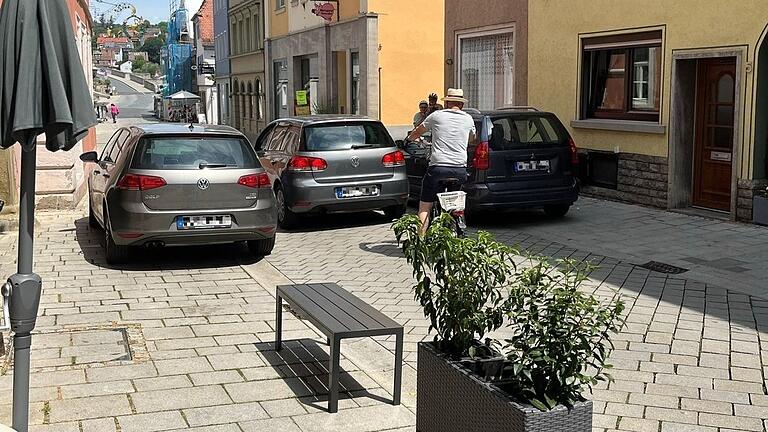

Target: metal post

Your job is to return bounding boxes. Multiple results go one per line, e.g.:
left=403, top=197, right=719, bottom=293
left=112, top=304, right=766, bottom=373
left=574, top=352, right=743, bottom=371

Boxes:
left=9, top=142, right=43, bottom=432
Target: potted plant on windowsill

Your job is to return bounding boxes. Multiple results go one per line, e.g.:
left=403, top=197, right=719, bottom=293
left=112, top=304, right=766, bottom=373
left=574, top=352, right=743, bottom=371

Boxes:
left=393, top=214, right=625, bottom=432
left=754, top=186, right=768, bottom=226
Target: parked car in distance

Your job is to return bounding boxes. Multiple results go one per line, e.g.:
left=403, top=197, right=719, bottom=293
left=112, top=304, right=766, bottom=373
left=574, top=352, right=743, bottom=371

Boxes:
left=254, top=116, right=409, bottom=229
left=80, top=124, right=278, bottom=264
left=401, top=107, right=579, bottom=220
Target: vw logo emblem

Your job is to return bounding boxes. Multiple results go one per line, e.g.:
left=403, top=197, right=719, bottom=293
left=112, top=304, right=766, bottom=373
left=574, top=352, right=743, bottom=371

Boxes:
left=350, top=156, right=360, bottom=168
left=197, top=178, right=210, bottom=190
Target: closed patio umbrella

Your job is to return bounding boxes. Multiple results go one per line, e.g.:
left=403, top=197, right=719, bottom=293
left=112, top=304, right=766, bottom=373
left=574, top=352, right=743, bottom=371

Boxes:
left=0, top=0, right=97, bottom=431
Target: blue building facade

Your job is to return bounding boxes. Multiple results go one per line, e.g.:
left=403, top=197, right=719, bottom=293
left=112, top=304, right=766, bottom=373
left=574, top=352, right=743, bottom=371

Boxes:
left=214, top=0, right=231, bottom=125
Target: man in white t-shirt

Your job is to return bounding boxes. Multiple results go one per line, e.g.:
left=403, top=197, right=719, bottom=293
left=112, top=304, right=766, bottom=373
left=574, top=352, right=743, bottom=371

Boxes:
left=407, top=88, right=476, bottom=232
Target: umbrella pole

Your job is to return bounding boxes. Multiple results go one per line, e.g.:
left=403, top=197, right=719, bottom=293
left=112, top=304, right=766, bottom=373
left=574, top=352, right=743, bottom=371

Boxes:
left=9, top=140, right=43, bottom=432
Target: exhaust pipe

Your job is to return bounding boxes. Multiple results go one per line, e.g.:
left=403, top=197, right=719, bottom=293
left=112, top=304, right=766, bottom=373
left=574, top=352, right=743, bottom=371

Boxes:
left=144, top=241, right=165, bottom=248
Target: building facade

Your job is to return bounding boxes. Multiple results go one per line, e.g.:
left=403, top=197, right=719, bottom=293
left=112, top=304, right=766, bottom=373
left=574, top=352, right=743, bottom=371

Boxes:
left=444, top=0, right=527, bottom=110
left=528, top=0, right=768, bottom=222
left=265, top=0, right=445, bottom=135
left=0, top=0, right=98, bottom=212
left=229, top=0, right=266, bottom=141
left=193, top=0, right=218, bottom=123
left=214, top=0, right=232, bottom=125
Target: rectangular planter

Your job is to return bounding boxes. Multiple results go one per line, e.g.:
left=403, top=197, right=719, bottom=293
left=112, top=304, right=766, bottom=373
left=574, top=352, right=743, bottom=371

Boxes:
left=416, top=343, right=592, bottom=432
left=754, top=195, right=768, bottom=226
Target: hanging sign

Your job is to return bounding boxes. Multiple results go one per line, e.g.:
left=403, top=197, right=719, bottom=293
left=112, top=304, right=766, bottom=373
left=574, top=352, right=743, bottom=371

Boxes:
left=295, top=90, right=309, bottom=106
left=311, top=2, right=335, bottom=21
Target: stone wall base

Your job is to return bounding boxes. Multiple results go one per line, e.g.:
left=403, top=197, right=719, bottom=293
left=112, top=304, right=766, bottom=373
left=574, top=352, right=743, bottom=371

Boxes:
left=737, top=179, right=768, bottom=222
left=581, top=152, right=669, bottom=209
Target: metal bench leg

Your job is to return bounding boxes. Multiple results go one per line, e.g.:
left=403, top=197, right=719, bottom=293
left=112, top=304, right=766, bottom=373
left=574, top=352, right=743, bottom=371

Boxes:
left=275, top=295, right=282, bottom=351
left=393, top=330, right=403, bottom=406
left=328, top=336, right=341, bottom=413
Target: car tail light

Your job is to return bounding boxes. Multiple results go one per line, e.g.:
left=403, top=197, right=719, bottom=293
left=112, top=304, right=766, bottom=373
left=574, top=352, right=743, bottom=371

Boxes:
left=117, top=174, right=167, bottom=191
left=472, top=141, right=490, bottom=170
left=288, top=156, right=327, bottom=172
left=568, top=137, right=579, bottom=166
left=238, top=173, right=270, bottom=188
left=382, top=150, right=405, bottom=167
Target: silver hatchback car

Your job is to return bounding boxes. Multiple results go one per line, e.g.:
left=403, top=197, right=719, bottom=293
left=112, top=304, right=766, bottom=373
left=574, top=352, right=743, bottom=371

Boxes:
left=81, top=124, right=278, bottom=264
left=254, top=116, right=409, bottom=228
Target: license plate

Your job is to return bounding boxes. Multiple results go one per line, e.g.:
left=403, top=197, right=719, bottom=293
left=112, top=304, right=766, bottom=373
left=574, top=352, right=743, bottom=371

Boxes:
left=335, top=185, right=380, bottom=198
left=176, top=215, right=232, bottom=230
left=516, top=160, right=550, bottom=172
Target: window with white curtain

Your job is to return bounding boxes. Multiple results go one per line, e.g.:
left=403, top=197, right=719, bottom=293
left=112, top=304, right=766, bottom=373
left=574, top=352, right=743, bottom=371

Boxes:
left=457, top=29, right=515, bottom=110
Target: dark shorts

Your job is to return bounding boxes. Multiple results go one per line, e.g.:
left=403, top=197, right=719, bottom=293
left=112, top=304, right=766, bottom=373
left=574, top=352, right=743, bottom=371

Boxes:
left=420, top=166, right=468, bottom=203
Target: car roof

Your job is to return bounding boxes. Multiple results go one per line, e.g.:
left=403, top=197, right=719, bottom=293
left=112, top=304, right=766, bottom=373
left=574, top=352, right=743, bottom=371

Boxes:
left=465, top=107, right=556, bottom=119
left=273, top=115, right=381, bottom=126
left=130, top=123, right=245, bottom=136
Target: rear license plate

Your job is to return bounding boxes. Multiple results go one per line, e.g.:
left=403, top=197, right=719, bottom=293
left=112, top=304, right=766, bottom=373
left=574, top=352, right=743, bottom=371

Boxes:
left=176, top=215, right=232, bottom=230
left=335, top=185, right=380, bottom=199
left=516, top=160, right=550, bottom=172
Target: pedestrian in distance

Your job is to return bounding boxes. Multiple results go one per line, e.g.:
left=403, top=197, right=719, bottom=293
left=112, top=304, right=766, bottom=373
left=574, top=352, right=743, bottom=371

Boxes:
left=109, top=103, right=119, bottom=123
left=413, top=100, right=429, bottom=128
left=427, top=92, right=444, bottom=115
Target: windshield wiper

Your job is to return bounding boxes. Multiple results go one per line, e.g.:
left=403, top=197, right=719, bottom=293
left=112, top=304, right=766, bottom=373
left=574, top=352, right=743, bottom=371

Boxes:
left=351, top=144, right=375, bottom=149
left=199, top=162, right=232, bottom=169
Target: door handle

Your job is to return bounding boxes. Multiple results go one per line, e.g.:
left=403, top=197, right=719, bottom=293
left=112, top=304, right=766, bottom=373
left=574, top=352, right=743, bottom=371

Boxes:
left=93, top=170, right=101, bottom=175
left=102, top=173, right=110, bottom=178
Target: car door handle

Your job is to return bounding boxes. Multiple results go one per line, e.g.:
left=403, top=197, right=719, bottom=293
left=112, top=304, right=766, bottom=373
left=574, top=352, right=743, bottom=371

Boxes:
left=102, top=173, right=110, bottom=178
left=93, top=170, right=101, bottom=175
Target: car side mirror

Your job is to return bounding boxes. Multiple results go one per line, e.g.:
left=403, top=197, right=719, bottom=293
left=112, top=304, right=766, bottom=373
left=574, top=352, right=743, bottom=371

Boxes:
left=79, top=151, right=98, bottom=163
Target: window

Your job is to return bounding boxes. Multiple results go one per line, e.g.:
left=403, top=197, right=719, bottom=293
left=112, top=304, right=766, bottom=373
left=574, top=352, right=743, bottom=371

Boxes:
left=276, top=0, right=285, bottom=9
left=488, top=115, right=568, bottom=151
left=302, top=123, right=394, bottom=151
left=240, top=82, right=246, bottom=123
left=256, top=79, right=263, bottom=119
left=230, top=21, right=237, bottom=54
left=131, top=137, right=258, bottom=170
left=245, top=17, right=251, bottom=52
left=248, top=82, right=254, bottom=119
left=458, top=29, right=514, bottom=110
left=582, top=31, right=662, bottom=121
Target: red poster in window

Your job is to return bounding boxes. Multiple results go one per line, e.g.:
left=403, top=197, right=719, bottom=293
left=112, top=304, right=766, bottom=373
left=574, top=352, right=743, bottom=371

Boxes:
left=311, top=2, right=335, bottom=21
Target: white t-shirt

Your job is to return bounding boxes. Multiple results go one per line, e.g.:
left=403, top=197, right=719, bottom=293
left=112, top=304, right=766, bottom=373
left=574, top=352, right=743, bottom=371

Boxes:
left=421, top=109, right=476, bottom=167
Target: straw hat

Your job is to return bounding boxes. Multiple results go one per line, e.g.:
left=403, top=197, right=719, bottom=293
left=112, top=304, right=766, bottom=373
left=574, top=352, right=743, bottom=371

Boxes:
left=442, top=88, right=468, bottom=104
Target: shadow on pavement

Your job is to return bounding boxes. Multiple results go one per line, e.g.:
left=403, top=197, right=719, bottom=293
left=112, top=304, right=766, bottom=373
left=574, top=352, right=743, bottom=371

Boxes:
left=281, top=211, right=395, bottom=234
left=359, top=240, right=402, bottom=258
left=255, top=339, right=391, bottom=411
left=73, top=217, right=261, bottom=271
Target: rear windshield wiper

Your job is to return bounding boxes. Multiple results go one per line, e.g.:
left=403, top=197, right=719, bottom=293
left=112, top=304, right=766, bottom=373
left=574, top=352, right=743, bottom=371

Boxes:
left=199, top=162, right=233, bottom=169
left=350, top=144, right=375, bottom=149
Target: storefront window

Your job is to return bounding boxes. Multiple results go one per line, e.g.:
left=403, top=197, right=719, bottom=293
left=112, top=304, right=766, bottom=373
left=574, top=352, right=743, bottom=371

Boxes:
left=351, top=52, right=360, bottom=115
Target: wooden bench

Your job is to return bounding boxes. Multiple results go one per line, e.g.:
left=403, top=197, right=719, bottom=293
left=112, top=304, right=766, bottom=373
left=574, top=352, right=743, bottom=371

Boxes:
left=275, top=283, right=404, bottom=413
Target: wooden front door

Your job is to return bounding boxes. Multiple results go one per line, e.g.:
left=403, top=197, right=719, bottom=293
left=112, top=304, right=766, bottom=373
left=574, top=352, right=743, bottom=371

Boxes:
left=693, top=58, right=736, bottom=211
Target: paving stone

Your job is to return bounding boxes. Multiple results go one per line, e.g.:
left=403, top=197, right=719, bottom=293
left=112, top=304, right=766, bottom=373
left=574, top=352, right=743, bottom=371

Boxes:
left=154, top=357, right=212, bottom=375
left=645, top=406, right=697, bottom=423
left=291, top=405, right=416, bottom=432
left=28, top=423, right=80, bottom=432
left=225, top=378, right=313, bottom=402
left=698, top=412, right=764, bottom=431
left=80, top=418, right=118, bottom=432
left=189, top=370, right=244, bottom=386
left=617, top=416, right=659, bottom=432
left=183, top=402, right=269, bottom=426
left=239, top=418, right=302, bottom=432
left=259, top=398, right=308, bottom=417
left=130, top=385, right=232, bottom=412
left=660, top=423, right=716, bottom=432
left=59, top=380, right=134, bottom=399
left=48, top=394, right=132, bottom=422
left=118, top=411, right=187, bottom=432
left=86, top=363, right=158, bottom=382
left=627, top=393, right=679, bottom=409
left=132, top=375, right=193, bottom=391
left=206, top=352, right=265, bottom=370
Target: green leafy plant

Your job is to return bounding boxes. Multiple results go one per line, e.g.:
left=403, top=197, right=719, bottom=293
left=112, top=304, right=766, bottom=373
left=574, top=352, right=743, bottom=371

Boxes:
left=393, top=213, right=518, bottom=357
left=501, top=257, right=625, bottom=411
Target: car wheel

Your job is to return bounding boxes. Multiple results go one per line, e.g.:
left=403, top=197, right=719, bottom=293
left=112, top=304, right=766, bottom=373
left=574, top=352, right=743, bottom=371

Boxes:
left=88, top=203, right=99, bottom=229
left=275, top=187, right=299, bottom=229
left=463, top=207, right=481, bottom=226
left=103, top=208, right=130, bottom=264
left=383, top=204, right=406, bottom=220
left=543, top=205, right=570, bottom=218
left=248, top=235, right=276, bottom=256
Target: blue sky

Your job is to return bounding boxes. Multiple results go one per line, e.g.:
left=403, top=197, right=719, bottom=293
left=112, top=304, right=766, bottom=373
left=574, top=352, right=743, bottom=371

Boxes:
left=92, top=0, right=204, bottom=26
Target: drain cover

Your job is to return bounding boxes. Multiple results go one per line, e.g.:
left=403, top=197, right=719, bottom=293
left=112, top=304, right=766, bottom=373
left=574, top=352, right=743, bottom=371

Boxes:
left=638, top=261, right=689, bottom=274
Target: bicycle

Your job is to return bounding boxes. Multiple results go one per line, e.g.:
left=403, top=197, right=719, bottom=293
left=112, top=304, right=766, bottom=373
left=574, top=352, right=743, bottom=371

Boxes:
left=430, top=177, right=467, bottom=237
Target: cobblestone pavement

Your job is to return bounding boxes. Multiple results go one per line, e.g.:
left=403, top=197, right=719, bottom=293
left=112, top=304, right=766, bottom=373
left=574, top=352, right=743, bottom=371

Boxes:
left=0, top=197, right=765, bottom=432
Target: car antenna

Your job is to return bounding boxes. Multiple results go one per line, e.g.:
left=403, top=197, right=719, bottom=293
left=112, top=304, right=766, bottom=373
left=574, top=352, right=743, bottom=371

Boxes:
left=188, top=122, right=194, bottom=130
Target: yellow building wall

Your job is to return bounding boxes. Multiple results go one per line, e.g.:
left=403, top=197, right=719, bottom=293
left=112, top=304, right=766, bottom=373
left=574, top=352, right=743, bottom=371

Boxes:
left=528, top=0, right=768, bottom=174
left=369, top=0, right=445, bottom=126
left=338, top=0, right=360, bottom=21
left=268, top=0, right=289, bottom=38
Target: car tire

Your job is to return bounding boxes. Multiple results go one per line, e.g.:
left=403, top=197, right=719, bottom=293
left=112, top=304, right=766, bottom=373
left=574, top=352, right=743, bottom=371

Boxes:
left=275, top=187, right=299, bottom=229
left=248, top=236, right=276, bottom=256
left=543, top=204, right=570, bottom=218
left=103, top=208, right=130, bottom=265
left=383, top=204, right=406, bottom=220
left=463, top=207, right=480, bottom=226
left=88, top=204, right=99, bottom=229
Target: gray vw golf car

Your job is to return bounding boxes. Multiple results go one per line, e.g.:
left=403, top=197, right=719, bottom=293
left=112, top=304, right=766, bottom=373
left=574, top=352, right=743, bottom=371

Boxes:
left=254, top=116, right=409, bottom=228
left=81, top=124, right=277, bottom=264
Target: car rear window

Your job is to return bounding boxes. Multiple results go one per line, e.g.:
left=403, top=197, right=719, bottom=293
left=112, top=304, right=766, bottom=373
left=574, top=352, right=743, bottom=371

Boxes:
left=488, top=115, right=567, bottom=150
left=302, top=122, right=394, bottom=151
left=131, top=136, right=259, bottom=170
